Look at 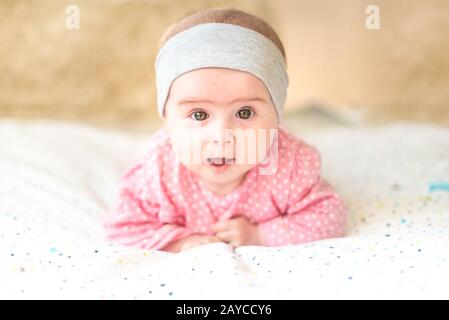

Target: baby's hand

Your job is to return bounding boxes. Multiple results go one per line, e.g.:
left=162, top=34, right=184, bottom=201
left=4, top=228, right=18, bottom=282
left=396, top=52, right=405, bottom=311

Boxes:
left=164, top=234, right=222, bottom=252
left=179, top=235, right=222, bottom=251
left=211, top=216, right=261, bottom=247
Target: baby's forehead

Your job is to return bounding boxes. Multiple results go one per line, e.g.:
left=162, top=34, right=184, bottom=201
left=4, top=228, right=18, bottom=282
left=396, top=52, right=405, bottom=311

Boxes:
left=170, top=68, right=270, bottom=100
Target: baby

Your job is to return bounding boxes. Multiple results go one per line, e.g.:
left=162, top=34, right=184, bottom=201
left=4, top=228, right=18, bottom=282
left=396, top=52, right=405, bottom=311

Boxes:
left=104, top=8, right=346, bottom=253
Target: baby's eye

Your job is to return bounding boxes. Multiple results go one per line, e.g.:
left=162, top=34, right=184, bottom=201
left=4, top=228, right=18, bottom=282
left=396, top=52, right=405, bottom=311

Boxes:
left=190, top=110, right=208, bottom=121
left=236, top=107, right=253, bottom=120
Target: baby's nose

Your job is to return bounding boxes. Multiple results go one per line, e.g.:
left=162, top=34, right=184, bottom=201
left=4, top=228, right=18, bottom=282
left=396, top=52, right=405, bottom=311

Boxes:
left=210, top=128, right=234, bottom=145
left=206, top=120, right=235, bottom=145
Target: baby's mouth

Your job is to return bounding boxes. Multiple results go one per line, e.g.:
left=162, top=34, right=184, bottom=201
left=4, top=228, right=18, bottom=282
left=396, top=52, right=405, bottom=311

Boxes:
left=206, top=157, right=236, bottom=166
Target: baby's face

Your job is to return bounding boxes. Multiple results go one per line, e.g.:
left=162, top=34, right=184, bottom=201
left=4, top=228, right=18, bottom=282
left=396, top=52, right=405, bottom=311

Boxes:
left=163, top=68, right=278, bottom=191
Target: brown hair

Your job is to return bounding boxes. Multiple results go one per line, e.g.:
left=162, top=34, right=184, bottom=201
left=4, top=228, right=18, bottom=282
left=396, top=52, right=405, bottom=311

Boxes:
left=158, top=7, right=286, bottom=59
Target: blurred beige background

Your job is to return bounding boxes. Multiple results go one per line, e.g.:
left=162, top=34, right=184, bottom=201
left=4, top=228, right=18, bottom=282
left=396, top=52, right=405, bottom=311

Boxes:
left=1, top=0, right=448, bottom=129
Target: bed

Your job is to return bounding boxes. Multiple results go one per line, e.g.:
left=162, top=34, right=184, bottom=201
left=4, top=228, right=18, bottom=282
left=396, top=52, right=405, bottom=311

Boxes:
left=0, top=119, right=448, bottom=299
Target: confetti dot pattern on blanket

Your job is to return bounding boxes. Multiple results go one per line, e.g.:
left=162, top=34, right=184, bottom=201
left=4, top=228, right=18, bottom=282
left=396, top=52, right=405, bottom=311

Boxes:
left=0, top=120, right=448, bottom=299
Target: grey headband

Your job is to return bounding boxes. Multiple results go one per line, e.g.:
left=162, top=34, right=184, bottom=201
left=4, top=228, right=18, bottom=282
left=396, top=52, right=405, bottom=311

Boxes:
left=155, top=23, right=289, bottom=121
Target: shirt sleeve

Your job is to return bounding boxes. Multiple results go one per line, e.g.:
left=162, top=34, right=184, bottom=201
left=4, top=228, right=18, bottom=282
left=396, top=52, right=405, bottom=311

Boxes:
left=257, top=144, right=346, bottom=246
left=103, top=161, right=193, bottom=251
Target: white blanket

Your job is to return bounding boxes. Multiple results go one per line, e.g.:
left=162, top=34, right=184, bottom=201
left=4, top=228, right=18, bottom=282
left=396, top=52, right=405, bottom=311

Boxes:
left=0, top=119, right=448, bottom=299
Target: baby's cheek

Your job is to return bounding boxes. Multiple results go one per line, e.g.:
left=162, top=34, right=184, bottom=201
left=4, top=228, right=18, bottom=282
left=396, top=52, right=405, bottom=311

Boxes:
left=171, top=141, right=203, bottom=166
left=168, top=127, right=204, bottom=158
left=244, top=130, right=275, bottom=164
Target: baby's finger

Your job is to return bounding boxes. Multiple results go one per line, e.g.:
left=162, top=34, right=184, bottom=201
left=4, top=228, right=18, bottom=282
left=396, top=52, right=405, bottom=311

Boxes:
left=229, top=238, right=244, bottom=248
left=181, top=240, right=206, bottom=251
left=211, top=221, right=231, bottom=233
left=180, top=242, right=195, bottom=251
left=215, top=231, right=234, bottom=243
left=200, top=238, right=216, bottom=245
left=205, top=236, right=221, bottom=243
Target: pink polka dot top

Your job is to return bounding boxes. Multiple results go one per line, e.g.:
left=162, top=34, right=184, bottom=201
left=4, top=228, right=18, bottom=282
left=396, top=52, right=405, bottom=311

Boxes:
left=104, top=125, right=346, bottom=250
